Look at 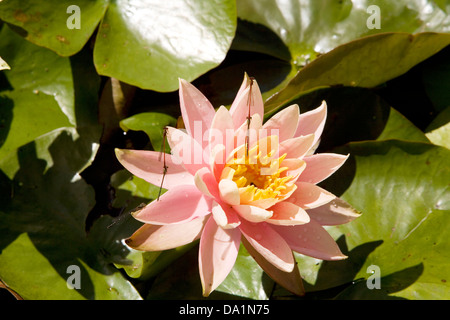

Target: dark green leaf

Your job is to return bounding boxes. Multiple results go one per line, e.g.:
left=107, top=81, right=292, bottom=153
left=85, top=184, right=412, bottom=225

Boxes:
left=264, top=32, right=450, bottom=116
left=0, top=129, right=141, bottom=300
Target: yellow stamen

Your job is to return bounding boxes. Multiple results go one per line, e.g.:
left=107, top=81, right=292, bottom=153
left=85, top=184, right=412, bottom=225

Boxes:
left=225, top=137, right=297, bottom=203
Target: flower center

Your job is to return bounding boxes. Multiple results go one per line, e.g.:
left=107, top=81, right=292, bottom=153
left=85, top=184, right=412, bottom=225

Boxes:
left=222, top=138, right=296, bottom=202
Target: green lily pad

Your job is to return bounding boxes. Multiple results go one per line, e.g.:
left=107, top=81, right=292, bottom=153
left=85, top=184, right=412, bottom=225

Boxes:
left=216, top=243, right=273, bottom=300
left=264, top=32, right=450, bottom=115
left=425, top=106, right=450, bottom=149
left=376, top=108, right=431, bottom=143
left=237, top=0, right=450, bottom=66
left=0, top=128, right=141, bottom=300
left=0, top=25, right=76, bottom=161
left=296, top=140, right=450, bottom=299
left=120, top=112, right=177, bottom=152
left=1, top=0, right=237, bottom=91
left=0, top=0, right=109, bottom=56
left=94, top=0, right=237, bottom=91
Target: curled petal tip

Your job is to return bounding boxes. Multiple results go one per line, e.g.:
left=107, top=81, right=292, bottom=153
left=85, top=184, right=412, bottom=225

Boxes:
left=115, top=148, right=124, bottom=157
left=124, top=237, right=135, bottom=249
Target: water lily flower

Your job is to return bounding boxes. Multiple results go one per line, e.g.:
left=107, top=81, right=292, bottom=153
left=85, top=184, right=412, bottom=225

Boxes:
left=116, top=75, right=360, bottom=296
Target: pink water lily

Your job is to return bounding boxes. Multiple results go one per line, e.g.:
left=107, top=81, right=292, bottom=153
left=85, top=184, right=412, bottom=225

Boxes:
left=116, top=75, right=360, bottom=296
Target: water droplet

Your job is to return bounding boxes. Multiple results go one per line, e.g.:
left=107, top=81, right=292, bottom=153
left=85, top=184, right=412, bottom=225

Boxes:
left=254, top=234, right=262, bottom=241
left=435, top=200, right=442, bottom=209
left=280, top=28, right=287, bottom=38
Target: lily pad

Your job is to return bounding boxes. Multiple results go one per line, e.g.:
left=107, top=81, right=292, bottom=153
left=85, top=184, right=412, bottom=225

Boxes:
left=0, top=128, right=141, bottom=300
left=93, top=0, right=237, bottom=91
left=1, top=0, right=237, bottom=91
left=425, top=106, right=450, bottom=149
left=237, top=0, right=450, bottom=66
left=296, top=140, right=450, bottom=299
left=0, top=25, right=76, bottom=161
left=0, top=0, right=109, bottom=56
left=120, top=112, right=177, bottom=152
left=264, top=32, right=450, bottom=115
left=216, top=243, right=274, bottom=300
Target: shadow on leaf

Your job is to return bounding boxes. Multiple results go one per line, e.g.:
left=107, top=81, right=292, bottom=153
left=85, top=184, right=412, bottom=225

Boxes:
left=334, top=263, right=424, bottom=300
left=0, top=130, right=121, bottom=299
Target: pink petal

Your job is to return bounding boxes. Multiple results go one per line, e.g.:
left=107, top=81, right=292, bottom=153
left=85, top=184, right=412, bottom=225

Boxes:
left=133, top=185, right=211, bottom=224
left=306, top=197, right=361, bottom=226
left=267, top=202, right=310, bottom=226
left=208, top=106, right=235, bottom=161
left=288, top=182, right=336, bottom=209
left=295, top=101, right=327, bottom=146
left=278, top=134, right=315, bottom=159
left=218, top=179, right=240, bottom=205
left=211, top=201, right=241, bottom=229
left=272, top=219, right=347, bottom=261
left=239, top=220, right=295, bottom=272
left=299, top=153, right=349, bottom=184
left=199, top=216, right=241, bottom=297
left=125, top=216, right=207, bottom=251
left=233, top=113, right=262, bottom=152
left=194, top=167, right=219, bottom=198
left=280, top=158, right=306, bottom=181
left=229, top=77, right=264, bottom=129
left=244, top=198, right=279, bottom=210
left=241, top=237, right=305, bottom=296
left=232, top=204, right=273, bottom=223
left=261, top=104, right=300, bottom=142
left=115, top=149, right=194, bottom=189
left=231, top=73, right=251, bottom=107
left=257, top=135, right=280, bottom=162
left=178, top=79, right=215, bottom=146
left=166, top=127, right=208, bottom=176
left=210, top=144, right=226, bottom=182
